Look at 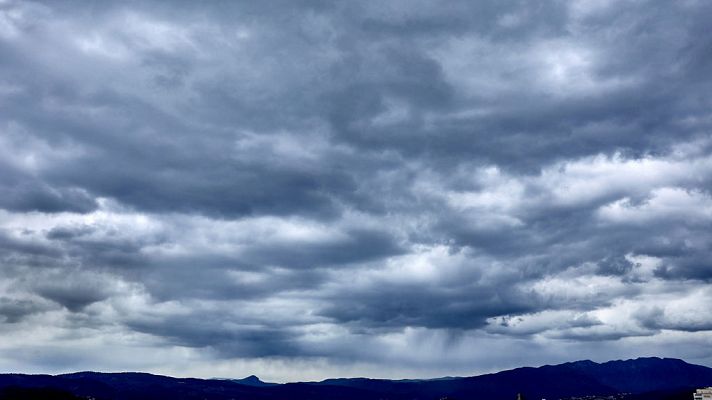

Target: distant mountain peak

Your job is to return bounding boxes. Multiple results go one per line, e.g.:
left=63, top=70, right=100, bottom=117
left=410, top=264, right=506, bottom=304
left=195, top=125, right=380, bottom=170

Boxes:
left=232, top=374, right=277, bottom=387
left=567, top=359, right=598, bottom=366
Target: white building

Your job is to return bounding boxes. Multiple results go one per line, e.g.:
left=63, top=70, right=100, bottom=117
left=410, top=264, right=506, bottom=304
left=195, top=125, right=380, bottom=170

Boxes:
left=694, top=387, right=712, bottom=400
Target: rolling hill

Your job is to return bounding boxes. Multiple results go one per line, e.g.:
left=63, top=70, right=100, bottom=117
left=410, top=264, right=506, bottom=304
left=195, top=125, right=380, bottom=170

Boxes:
left=1, top=357, right=710, bottom=400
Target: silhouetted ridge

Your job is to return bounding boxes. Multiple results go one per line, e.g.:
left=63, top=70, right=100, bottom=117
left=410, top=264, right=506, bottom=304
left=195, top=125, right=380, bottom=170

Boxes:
left=232, top=375, right=278, bottom=387
left=1, top=358, right=710, bottom=400
left=565, top=357, right=712, bottom=393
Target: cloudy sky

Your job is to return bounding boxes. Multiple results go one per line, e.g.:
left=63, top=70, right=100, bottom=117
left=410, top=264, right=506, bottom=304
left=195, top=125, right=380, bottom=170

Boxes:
left=1, top=0, right=712, bottom=382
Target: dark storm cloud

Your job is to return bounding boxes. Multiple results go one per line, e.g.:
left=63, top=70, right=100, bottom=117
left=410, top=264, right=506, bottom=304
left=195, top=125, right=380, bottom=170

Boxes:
left=320, top=281, right=538, bottom=331
left=0, top=159, right=97, bottom=214
left=0, top=182, right=97, bottom=214
left=1, top=0, right=712, bottom=377
left=636, top=307, right=712, bottom=333
left=238, top=228, right=405, bottom=269
left=127, top=313, right=303, bottom=358
left=596, top=255, right=636, bottom=277
left=35, top=284, right=108, bottom=312
left=0, top=297, right=48, bottom=323
left=46, top=225, right=95, bottom=240
left=547, top=328, right=657, bottom=342
left=48, top=230, right=158, bottom=269
left=3, top=0, right=710, bottom=213
left=656, top=256, right=712, bottom=282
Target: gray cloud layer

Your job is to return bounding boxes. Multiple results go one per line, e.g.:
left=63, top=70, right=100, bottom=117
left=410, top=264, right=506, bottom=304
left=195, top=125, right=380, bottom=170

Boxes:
left=1, top=0, right=712, bottom=381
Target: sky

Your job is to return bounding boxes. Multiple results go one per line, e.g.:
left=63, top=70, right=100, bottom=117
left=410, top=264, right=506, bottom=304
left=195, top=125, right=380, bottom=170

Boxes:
left=1, top=0, right=712, bottom=382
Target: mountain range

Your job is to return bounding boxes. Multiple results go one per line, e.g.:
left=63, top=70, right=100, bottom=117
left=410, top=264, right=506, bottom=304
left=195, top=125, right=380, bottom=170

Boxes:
left=1, top=357, right=710, bottom=400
